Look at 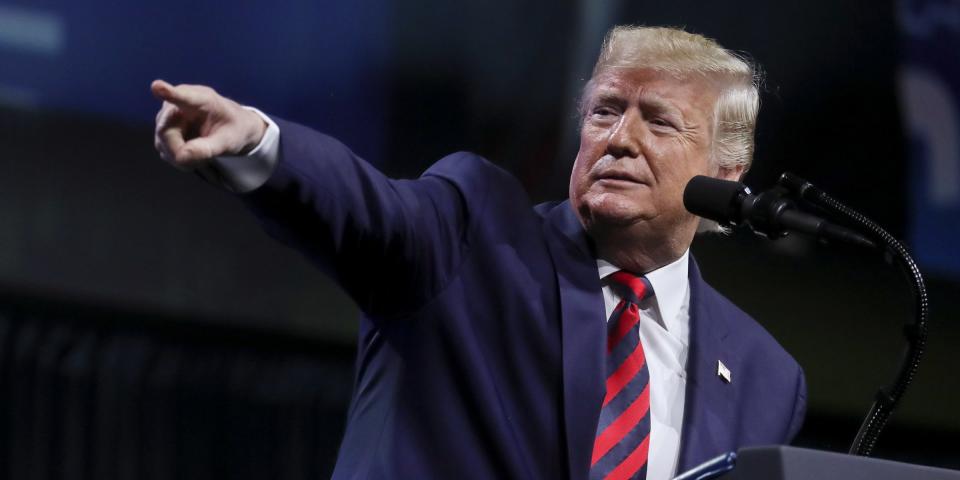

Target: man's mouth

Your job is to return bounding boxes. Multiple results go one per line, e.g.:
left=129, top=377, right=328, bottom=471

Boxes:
left=594, top=171, right=645, bottom=185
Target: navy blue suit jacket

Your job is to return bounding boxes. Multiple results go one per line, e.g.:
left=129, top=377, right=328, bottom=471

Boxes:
left=242, top=119, right=806, bottom=479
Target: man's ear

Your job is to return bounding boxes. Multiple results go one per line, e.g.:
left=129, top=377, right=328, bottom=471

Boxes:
left=716, top=164, right=745, bottom=182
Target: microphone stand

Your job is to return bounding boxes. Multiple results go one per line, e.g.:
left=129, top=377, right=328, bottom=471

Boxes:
left=777, top=173, right=929, bottom=457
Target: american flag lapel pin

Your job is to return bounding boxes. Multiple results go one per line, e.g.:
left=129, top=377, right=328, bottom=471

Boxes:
left=717, top=360, right=732, bottom=384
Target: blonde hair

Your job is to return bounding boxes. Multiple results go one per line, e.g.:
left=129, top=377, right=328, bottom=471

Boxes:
left=583, top=25, right=761, bottom=174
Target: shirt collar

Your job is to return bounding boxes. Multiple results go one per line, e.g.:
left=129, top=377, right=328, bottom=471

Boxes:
left=597, top=250, right=690, bottom=334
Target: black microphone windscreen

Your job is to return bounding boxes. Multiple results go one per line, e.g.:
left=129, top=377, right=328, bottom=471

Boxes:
left=683, top=175, right=749, bottom=225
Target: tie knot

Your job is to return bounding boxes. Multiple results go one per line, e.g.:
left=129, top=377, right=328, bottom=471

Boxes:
left=609, top=271, right=654, bottom=303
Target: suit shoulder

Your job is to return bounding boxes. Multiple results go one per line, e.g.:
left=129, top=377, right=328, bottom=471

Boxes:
left=699, top=280, right=801, bottom=370
left=421, top=152, right=537, bottom=232
left=696, top=277, right=808, bottom=442
left=421, top=152, right=528, bottom=202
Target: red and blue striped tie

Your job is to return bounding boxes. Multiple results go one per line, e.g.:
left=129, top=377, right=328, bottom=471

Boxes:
left=590, top=271, right=654, bottom=480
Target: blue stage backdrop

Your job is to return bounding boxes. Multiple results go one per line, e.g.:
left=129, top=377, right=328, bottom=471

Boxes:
left=898, top=0, right=960, bottom=278
left=0, top=0, right=390, bottom=163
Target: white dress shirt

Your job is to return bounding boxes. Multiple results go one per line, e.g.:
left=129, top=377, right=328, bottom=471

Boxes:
left=598, top=252, right=690, bottom=480
left=209, top=114, right=691, bottom=479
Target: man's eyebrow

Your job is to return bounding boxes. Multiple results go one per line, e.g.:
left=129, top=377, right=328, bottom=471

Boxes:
left=590, top=89, right=627, bottom=105
left=590, top=88, right=684, bottom=117
left=637, top=92, right=683, bottom=117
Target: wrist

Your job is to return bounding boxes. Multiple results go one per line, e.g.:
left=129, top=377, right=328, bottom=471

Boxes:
left=239, top=109, right=269, bottom=155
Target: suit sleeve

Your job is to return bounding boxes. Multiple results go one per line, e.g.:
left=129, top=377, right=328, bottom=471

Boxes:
left=787, top=364, right=808, bottom=442
left=240, top=118, right=480, bottom=318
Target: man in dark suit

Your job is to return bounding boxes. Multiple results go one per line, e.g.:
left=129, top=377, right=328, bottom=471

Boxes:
left=152, top=26, right=805, bottom=480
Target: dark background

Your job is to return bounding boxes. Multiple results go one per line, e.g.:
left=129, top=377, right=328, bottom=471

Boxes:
left=0, top=0, right=958, bottom=478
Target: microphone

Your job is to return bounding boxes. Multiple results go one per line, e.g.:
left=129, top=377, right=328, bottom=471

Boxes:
left=683, top=175, right=878, bottom=250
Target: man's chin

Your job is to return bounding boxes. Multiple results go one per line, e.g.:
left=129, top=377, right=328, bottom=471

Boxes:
left=578, top=199, right=650, bottom=229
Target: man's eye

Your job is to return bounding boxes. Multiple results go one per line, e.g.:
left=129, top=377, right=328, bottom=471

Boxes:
left=593, top=107, right=616, bottom=117
left=650, top=118, right=675, bottom=128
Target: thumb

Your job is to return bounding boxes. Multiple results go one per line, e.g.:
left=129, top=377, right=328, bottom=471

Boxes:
left=174, top=136, right=228, bottom=167
left=151, top=79, right=212, bottom=110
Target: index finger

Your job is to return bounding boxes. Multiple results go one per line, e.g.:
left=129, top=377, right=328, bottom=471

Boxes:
left=150, top=79, right=212, bottom=109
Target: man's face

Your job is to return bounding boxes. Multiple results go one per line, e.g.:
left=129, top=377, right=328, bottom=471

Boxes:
left=569, top=68, right=740, bottom=238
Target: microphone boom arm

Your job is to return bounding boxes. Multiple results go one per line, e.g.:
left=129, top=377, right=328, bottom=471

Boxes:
left=777, top=173, right=929, bottom=457
left=683, top=174, right=929, bottom=456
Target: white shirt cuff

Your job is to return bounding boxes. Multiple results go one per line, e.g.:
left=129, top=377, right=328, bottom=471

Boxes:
left=202, top=107, right=280, bottom=193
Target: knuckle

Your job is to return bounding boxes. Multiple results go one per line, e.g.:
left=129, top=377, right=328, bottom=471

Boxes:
left=196, top=145, right=213, bottom=159
left=156, top=106, right=174, bottom=126
left=173, top=152, right=193, bottom=168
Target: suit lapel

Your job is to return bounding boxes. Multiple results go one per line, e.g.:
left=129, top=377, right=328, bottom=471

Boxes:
left=676, top=258, right=736, bottom=472
left=541, top=201, right=607, bottom=480
left=540, top=203, right=737, bottom=476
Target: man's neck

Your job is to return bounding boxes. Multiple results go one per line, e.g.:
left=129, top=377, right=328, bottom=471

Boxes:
left=592, top=226, right=694, bottom=274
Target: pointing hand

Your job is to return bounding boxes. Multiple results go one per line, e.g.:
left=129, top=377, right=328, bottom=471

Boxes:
left=151, top=80, right=267, bottom=170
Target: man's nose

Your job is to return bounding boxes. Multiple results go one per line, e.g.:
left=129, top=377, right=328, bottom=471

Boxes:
left=606, top=109, right=644, bottom=158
